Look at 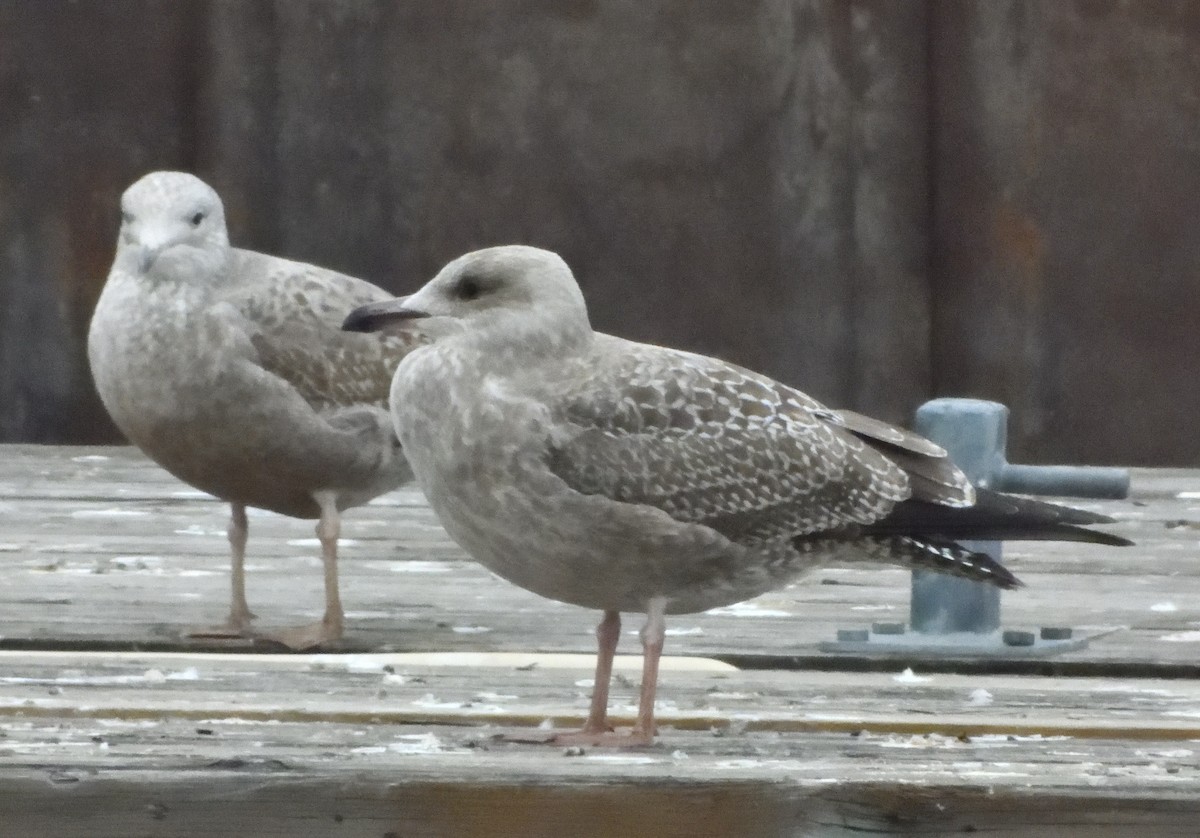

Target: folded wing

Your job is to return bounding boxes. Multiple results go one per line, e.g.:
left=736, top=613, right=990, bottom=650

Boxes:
left=546, top=337, right=914, bottom=545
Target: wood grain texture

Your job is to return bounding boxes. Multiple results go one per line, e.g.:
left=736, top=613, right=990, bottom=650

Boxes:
left=0, top=444, right=1198, bottom=833
left=2, top=653, right=1200, bottom=836
left=0, top=445, right=1185, bottom=669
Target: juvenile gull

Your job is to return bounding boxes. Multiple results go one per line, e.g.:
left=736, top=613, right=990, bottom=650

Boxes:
left=88, top=171, right=415, bottom=649
left=344, top=245, right=1130, bottom=745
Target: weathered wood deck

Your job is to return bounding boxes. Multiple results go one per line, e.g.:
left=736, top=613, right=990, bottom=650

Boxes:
left=2, top=444, right=1200, bottom=836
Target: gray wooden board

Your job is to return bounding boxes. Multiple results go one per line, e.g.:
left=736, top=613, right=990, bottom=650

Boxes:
left=0, top=446, right=1196, bottom=670
left=2, top=445, right=1200, bottom=831
left=2, top=650, right=1200, bottom=836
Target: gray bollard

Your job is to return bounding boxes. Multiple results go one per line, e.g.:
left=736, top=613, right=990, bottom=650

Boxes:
left=910, top=401, right=1005, bottom=635
left=821, top=397, right=1130, bottom=658
left=910, top=399, right=1128, bottom=635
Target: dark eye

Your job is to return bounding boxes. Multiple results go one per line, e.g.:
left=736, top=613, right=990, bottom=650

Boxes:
left=456, top=276, right=483, bottom=301
left=120, top=211, right=131, bottom=225
left=190, top=211, right=206, bottom=227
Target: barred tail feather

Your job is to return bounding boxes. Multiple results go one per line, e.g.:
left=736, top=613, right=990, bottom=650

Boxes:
left=869, top=535, right=1023, bottom=590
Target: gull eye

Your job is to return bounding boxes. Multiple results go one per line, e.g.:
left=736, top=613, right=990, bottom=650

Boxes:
left=190, top=211, right=206, bottom=227
left=120, top=211, right=132, bottom=225
left=456, top=276, right=482, bottom=301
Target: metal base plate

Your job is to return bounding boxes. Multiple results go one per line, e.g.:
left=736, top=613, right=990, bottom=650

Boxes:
left=819, top=626, right=1090, bottom=658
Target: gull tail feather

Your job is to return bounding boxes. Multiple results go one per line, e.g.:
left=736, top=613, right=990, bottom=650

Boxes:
left=871, top=535, right=1023, bottom=590
left=864, top=489, right=1132, bottom=547
left=791, top=533, right=1023, bottom=589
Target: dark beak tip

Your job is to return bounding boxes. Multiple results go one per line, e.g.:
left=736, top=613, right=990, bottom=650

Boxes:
left=341, top=308, right=374, bottom=333
left=341, top=304, right=432, bottom=334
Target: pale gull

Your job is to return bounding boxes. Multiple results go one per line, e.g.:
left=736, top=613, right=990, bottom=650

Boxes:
left=88, top=171, right=416, bottom=649
left=343, top=244, right=1130, bottom=745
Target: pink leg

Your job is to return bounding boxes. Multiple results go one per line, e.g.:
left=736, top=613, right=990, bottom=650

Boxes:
left=630, top=598, right=667, bottom=743
left=315, top=496, right=345, bottom=637
left=187, top=502, right=256, bottom=639
left=259, top=492, right=345, bottom=650
left=534, top=601, right=666, bottom=748
left=225, top=502, right=255, bottom=629
left=581, top=610, right=621, bottom=733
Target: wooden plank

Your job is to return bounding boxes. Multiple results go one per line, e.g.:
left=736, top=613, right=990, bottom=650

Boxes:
left=6, top=649, right=1200, bottom=740
left=0, top=446, right=1196, bottom=673
left=1, top=652, right=1200, bottom=836
left=1, top=761, right=1197, bottom=838
left=2, top=446, right=1200, bottom=829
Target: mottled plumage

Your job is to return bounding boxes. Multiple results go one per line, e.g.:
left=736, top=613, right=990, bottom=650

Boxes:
left=344, top=244, right=1129, bottom=744
left=88, top=171, right=416, bottom=648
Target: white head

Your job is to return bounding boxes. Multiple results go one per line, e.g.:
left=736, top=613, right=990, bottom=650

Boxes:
left=116, top=171, right=230, bottom=280
left=343, top=245, right=593, bottom=358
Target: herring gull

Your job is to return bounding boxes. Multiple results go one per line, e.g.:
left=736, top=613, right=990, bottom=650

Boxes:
left=344, top=244, right=1130, bottom=745
left=88, top=171, right=415, bottom=649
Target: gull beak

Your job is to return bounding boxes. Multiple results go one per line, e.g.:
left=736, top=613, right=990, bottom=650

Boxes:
left=342, top=297, right=431, bottom=334
left=132, top=226, right=176, bottom=274
left=137, top=244, right=164, bottom=274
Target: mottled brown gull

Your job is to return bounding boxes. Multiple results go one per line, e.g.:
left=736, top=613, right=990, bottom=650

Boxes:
left=88, top=171, right=415, bottom=649
left=344, top=245, right=1130, bottom=745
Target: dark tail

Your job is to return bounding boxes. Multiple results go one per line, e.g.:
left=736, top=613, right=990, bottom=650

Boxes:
left=811, top=489, right=1132, bottom=590
left=864, top=488, right=1132, bottom=547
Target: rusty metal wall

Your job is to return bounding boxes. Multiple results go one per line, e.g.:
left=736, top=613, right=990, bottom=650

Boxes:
left=1, top=1, right=1194, bottom=466
left=203, top=0, right=933, bottom=418
left=0, top=1, right=203, bottom=442
left=930, top=0, right=1200, bottom=465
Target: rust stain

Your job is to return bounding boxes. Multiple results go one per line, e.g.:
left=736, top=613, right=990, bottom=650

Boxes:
left=64, top=174, right=121, bottom=341
left=990, top=201, right=1046, bottom=298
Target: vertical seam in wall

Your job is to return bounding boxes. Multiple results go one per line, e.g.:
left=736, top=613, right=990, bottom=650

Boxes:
left=923, top=0, right=941, bottom=401
left=264, top=1, right=283, bottom=253
left=179, top=1, right=207, bottom=173
left=839, top=1, right=861, bottom=408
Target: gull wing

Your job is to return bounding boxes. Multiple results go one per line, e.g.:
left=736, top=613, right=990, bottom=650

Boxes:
left=218, top=249, right=415, bottom=412
left=545, top=336, right=913, bottom=544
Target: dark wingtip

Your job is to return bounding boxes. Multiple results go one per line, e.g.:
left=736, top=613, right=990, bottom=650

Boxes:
left=1048, top=517, right=1134, bottom=547
left=999, top=573, right=1026, bottom=591
left=1077, top=529, right=1134, bottom=548
left=873, top=491, right=1135, bottom=547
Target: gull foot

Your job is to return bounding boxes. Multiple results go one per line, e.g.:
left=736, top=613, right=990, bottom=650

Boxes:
left=185, top=612, right=257, bottom=640
left=254, top=620, right=343, bottom=652
left=500, top=726, right=655, bottom=748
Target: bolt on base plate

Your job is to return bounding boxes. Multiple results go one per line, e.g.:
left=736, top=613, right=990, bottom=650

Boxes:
left=819, top=624, right=1090, bottom=658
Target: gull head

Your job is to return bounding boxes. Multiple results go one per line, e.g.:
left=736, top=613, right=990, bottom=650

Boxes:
left=117, top=171, right=229, bottom=278
left=343, top=245, right=592, bottom=354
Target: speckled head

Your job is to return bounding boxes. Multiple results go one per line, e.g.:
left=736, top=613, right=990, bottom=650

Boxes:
left=344, top=245, right=592, bottom=357
left=117, top=171, right=230, bottom=279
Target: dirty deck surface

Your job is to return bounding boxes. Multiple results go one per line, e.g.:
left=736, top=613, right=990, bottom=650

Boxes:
left=2, top=444, right=1200, bottom=836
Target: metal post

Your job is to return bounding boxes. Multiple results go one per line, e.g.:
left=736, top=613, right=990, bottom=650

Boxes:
left=822, top=397, right=1130, bottom=658
left=910, top=400, right=1006, bottom=635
